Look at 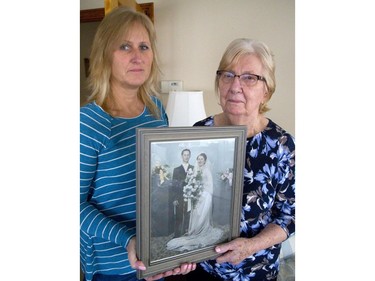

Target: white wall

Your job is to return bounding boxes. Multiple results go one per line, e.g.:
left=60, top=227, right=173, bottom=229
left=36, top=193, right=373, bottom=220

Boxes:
left=149, top=0, right=295, bottom=135
left=81, top=0, right=295, bottom=135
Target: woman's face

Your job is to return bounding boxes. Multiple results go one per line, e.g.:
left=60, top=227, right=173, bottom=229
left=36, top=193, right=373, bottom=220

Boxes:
left=111, top=22, right=153, bottom=91
left=219, top=54, right=267, bottom=120
left=197, top=155, right=206, bottom=167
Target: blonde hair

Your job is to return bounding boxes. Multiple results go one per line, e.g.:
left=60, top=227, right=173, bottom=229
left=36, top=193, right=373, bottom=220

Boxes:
left=215, top=38, right=276, bottom=114
left=86, top=6, right=161, bottom=118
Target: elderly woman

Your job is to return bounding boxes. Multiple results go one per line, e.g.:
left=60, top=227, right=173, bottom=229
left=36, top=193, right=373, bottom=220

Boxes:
left=187, top=38, right=295, bottom=281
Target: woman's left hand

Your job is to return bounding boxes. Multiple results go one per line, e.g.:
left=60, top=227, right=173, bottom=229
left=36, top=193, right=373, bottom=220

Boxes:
left=215, top=237, right=254, bottom=265
left=215, top=224, right=287, bottom=265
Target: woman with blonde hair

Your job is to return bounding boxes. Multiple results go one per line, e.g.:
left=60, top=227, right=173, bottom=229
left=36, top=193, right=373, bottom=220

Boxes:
left=80, top=7, right=195, bottom=281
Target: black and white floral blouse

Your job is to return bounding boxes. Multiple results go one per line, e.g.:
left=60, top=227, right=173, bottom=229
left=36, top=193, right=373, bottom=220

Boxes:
left=194, top=116, right=295, bottom=281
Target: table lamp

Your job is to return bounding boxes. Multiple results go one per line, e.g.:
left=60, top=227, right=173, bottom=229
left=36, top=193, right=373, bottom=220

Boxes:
left=166, top=91, right=207, bottom=127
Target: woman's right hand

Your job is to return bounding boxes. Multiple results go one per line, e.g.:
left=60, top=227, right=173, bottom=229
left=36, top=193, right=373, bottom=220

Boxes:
left=144, top=263, right=196, bottom=281
left=127, top=236, right=197, bottom=280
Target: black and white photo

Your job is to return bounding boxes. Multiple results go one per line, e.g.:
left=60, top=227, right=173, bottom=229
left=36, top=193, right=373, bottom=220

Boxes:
left=136, top=126, right=247, bottom=278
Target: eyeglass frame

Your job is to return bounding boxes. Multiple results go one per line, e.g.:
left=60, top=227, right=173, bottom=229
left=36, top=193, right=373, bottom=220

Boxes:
left=216, top=70, right=266, bottom=86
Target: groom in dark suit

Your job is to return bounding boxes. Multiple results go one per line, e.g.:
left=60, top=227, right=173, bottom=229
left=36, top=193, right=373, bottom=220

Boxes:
left=172, top=148, right=194, bottom=237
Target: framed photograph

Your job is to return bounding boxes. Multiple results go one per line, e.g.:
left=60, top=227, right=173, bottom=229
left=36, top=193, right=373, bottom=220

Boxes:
left=136, top=126, right=247, bottom=278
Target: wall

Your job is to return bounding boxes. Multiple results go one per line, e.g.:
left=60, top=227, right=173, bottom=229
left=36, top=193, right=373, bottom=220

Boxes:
left=81, top=0, right=295, bottom=135
left=80, top=0, right=103, bottom=9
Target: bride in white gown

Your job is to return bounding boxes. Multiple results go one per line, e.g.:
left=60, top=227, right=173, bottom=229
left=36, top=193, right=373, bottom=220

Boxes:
left=166, top=153, right=224, bottom=251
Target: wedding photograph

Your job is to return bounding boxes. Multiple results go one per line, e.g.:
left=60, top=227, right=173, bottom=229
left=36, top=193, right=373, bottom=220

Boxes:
left=135, top=126, right=247, bottom=278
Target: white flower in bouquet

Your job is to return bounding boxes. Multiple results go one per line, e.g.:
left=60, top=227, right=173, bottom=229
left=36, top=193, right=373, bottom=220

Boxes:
left=183, top=170, right=203, bottom=209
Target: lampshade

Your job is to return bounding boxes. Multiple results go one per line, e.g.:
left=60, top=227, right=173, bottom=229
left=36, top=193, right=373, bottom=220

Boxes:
left=166, top=91, right=207, bottom=127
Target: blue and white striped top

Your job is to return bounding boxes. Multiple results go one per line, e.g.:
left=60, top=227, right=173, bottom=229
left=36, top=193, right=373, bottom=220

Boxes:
left=80, top=96, right=168, bottom=281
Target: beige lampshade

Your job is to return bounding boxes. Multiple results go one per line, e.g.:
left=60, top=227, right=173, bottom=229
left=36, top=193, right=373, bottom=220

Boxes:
left=166, top=91, right=207, bottom=127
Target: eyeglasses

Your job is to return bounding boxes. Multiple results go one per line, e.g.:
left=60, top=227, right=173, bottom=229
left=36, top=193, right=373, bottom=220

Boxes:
left=216, top=70, right=266, bottom=87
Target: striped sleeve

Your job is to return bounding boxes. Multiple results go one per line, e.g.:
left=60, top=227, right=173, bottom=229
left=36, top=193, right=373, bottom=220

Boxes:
left=80, top=106, right=134, bottom=248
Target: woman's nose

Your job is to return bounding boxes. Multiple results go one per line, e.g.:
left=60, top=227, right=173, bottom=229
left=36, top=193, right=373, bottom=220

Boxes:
left=229, top=76, right=242, bottom=92
left=131, top=49, right=142, bottom=62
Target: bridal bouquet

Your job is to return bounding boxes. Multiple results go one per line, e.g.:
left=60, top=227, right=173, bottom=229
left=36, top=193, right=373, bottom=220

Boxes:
left=183, top=169, right=203, bottom=210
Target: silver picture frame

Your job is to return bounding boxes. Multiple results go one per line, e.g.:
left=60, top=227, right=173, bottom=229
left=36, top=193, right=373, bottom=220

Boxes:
left=136, top=126, right=247, bottom=278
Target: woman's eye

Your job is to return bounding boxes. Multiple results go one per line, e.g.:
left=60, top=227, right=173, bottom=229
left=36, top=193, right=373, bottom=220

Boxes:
left=244, top=75, right=256, bottom=81
left=140, top=44, right=150, bottom=51
left=119, top=44, right=131, bottom=51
